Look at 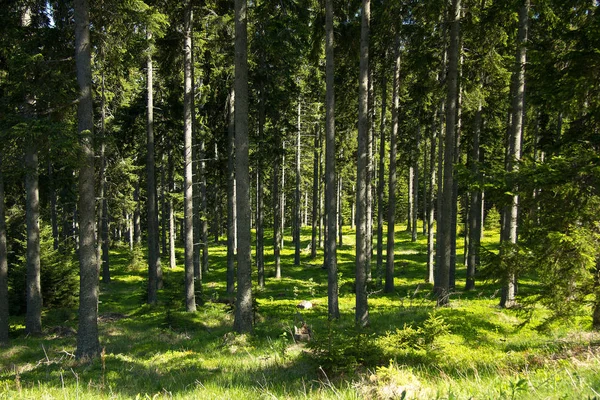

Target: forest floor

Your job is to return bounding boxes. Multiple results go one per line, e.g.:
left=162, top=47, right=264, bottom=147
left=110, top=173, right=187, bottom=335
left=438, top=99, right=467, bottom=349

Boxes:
left=1, top=226, right=600, bottom=399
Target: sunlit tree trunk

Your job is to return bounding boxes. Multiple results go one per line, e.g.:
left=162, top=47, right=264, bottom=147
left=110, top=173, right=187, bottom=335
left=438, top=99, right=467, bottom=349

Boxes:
left=74, top=0, right=100, bottom=359
left=376, top=72, right=387, bottom=287
left=427, top=115, right=437, bottom=284
left=233, top=0, right=253, bottom=333
left=311, top=125, right=320, bottom=259
left=294, top=100, right=301, bottom=266
left=257, top=91, right=265, bottom=288
left=466, top=96, right=483, bottom=290
left=355, top=0, right=371, bottom=327
left=325, top=0, right=339, bottom=319
left=227, top=87, right=236, bottom=295
left=183, top=2, right=196, bottom=312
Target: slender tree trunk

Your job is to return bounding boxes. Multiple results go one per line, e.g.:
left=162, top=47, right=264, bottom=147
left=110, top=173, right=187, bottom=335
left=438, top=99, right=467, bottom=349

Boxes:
left=281, top=142, right=286, bottom=248
left=183, top=3, right=196, bottom=312
left=25, top=143, right=42, bottom=335
left=146, top=29, right=161, bottom=304
left=408, top=166, right=414, bottom=233
left=227, top=87, right=236, bottom=295
left=311, top=125, right=319, bottom=259
left=427, top=115, right=437, bottom=283
left=412, top=125, right=420, bottom=242
left=337, top=176, right=343, bottom=246
left=99, top=71, right=110, bottom=284
left=437, top=0, right=460, bottom=306
left=386, top=40, right=400, bottom=294
left=501, top=0, right=529, bottom=308
left=376, top=72, right=387, bottom=288
left=325, top=0, right=339, bottom=320
left=355, top=0, right=370, bottom=327
left=74, top=0, right=100, bottom=358
left=0, top=153, right=9, bottom=345
left=257, top=92, right=265, bottom=288
left=273, top=146, right=282, bottom=279
left=233, top=0, right=253, bottom=333
left=366, top=66, right=374, bottom=282
left=168, top=150, right=176, bottom=268
left=134, top=178, right=141, bottom=245
left=161, top=159, right=167, bottom=256
left=466, top=97, right=483, bottom=290
left=200, top=137, right=209, bottom=275
left=49, top=162, right=59, bottom=250
left=294, top=100, right=301, bottom=266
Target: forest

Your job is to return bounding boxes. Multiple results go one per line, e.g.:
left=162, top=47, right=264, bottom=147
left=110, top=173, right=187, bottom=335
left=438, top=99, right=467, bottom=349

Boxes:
left=1, top=0, right=600, bottom=398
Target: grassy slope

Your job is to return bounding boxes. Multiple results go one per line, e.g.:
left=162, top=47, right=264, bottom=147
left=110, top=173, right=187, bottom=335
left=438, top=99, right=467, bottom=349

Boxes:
left=1, top=225, right=599, bottom=399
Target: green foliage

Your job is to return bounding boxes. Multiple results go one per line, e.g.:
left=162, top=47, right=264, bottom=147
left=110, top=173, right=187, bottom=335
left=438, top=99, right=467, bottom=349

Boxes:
left=484, top=206, right=501, bottom=231
left=9, top=224, right=78, bottom=315
left=377, top=313, right=450, bottom=352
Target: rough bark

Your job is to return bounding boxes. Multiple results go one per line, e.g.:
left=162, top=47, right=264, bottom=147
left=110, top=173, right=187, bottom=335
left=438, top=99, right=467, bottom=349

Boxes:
left=233, top=0, right=253, bottom=333
left=427, top=116, right=437, bottom=284
left=500, top=0, right=529, bottom=308
left=466, top=98, right=482, bottom=290
left=99, top=71, right=110, bottom=284
left=25, top=142, right=42, bottom=335
left=355, top=0, right=370, bottom=327
left=437, top=0, right=460, bottom=306
left=134, top=178, right=141, bottom=245
left=294, top=100, right=301, bottom=266
left=74, top=0, right=100, bottom=358
left=325, top=0, right=339, bottom=320
left=257, top=91, right=265, bottom=288
left=183, top=3, right=196, bottom=312
left=273, top=146, right=282, bottom=279
left=311, top=125, right=319, bottom=259
left=386, top=40, right=400, bottom=294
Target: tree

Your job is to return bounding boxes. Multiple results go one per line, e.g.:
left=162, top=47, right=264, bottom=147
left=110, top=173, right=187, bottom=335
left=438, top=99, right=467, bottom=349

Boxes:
left=233, top=0, right=253, bottom=333
left=183, top=0, right=196, bottom=313
left=74, top=0, right=100, bottom=359
left=25, top=138, right=41, bottom=335
left=386, top=38, right=400, bottom=294
left=500, top=0, right=529, bottom=309
left=227, top=87, right=236, bottom=296
left=437, top=0, right=460, bottom=306
left=325, top=0, right=339, bottom=320
left=355, top=0, right=371, bottom=328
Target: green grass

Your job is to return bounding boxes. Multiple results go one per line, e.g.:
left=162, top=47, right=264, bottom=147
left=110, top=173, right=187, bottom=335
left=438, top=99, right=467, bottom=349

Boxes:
left=1, top=225, right=600, bottom=399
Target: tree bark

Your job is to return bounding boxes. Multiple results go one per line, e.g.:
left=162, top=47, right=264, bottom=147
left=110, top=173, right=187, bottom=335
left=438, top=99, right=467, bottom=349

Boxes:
left=25, top=142, right=42, bottom=335
left=183, top=3, right=196, bottom=312
left=325, top=0, right=339, bottom=320
left=311, top=125, right=320, bottom=259
left=227, top=87, right=236, bottom=295
left=500, top=0, right=529, bottom=308
left=233, top=0, right=253, bottom=333
left=437, top=0, right=460, bottom=306
left=146, top=29, right=161, bottom=304
left=168, top=150, right=176, bottom=268
left=99, top=71, right=110, bottom=284
left=0, top=153, right=9, bottom=345
left=386, top=39, right=400, bottom=294
left=466, top=97, right=483, bottom=290
left=273, top=145, right=282, bottom=279
left=376, top=72, right=387, bottom=288
left=427, top=115, right=437, bottom=283
left=74, top=0, right=100, bottom=358
left=355, top=0, right=370, bottom=327
left=257, top=91, right=265, bottom=288
left=134, top=178, right=141, bottom=245
left=294, top=100, right=301, bottom=266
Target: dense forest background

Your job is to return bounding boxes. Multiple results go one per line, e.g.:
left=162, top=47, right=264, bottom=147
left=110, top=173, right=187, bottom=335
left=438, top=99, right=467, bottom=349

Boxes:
left=1, top=1, right=600, bottom=392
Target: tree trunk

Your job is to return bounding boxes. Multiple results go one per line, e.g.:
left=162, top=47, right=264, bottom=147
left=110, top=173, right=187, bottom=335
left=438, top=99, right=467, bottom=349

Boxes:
left=49, top=162, right=59, bottom=251
left=183, top=3, right=196, bottom=312
left=25, top=142, right=42, bottom=335
left=294, top=100, right=301, bottom=266
left=257, top=91, right=265, bottom=288
left=501, top=0, right=529, bottom=308
left=412, top=125, right=420, bottom=242
left=311, top=125, right=319, bottom=259
left=227, top=87, right=236, bottom=295
left=355, top=0, right=370, bottom=327
left=437, top=0, right=460, bottom=306
left=337, top=176, right=343, bottom=246
left=376, top=72, right=387, bottom=288
left=134, top=178, right=141, bottom=245
left=386, top=39, right=400, bottom=294
left=281, top=142, right=286, bottom=248
left=0, top=153, right=9, bottom=345
left=233, top=0, right=253, bottom=333
left=325, top=0, right=339, bottom=320
left=168, top=150, right=176, bottom=268
left=161, top=159, right=167, bottom=256
left=427, top=115, right=437, bottom=283
left=366, top=66, right=374, bottom=282
left=99, top=71, right=110, bottom=284
left=466, top=97, right=483, bottom=290
left=74, top=0, right=100, bottom=358
left=273, top=146, right=282, bottom=279
left=408, top=166, right=414, bottom=233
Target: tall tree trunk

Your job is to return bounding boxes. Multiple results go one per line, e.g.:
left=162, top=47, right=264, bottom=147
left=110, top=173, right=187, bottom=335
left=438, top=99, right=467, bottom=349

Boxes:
left=200, top=136, right=209, bottom=275
left=74, top=0, right=100, bottom=358
left=227, top=87, right=236, bottom=295
left=134, top=178, right=141, bottom=245
left=466, top=97, right=483, bottom=290
left=183, top=3, right=196, bottom=312
left=294, top=100, right=301, bottom=266
left=437, top=0, right=460, bottom=306
left=25, top=142, right=42, bottom=335
left=325, top=0, right=339, bottom=320
left=337, top=176, right=343, bottom=246
left=273, top=145, right=282, bottom=279
left=501, top=0, right=529, bottom=308
left=376, top=72, right=387, bottom=288
left=161, top=159, right=167, bottom=256
left=0, top=153, right=9, bottom=345
left=281, top=142, right=286, bottom=248
left=427, top=115, right=437, bottom=283
left=233, top=0, right=253, bottom=333
left=408, top=166, right=414, bottom=233
left=168, top=150, right=176, bottom=268
left=99, top=71, right=110, bottom=284
left=49, top=161, right=59, bottom=250
left=146, top=30, right=161, bottom=304
left=355, top=0, right=370, bottom=327
left=412, top=125, right=420, bottom=242
left=311, top=125, right=319, bottom=259
left=257, top=91, right=265, bottom=288
left=386, top=39, right=400, bottom=294
left=366, top=66, right=374, bottom=282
